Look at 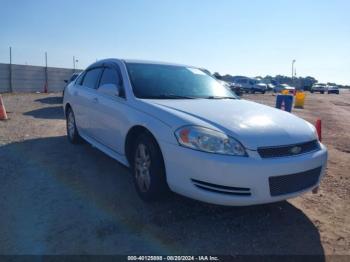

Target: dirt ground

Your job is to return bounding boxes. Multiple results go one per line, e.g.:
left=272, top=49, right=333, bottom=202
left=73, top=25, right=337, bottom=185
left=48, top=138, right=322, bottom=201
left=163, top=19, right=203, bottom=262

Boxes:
left=0, top=91, right=349, bottom=257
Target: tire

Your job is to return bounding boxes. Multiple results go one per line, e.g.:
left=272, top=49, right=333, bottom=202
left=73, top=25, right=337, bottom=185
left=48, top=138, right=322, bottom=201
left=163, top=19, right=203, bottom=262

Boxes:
left=132, top=133, right=169, bottom=201
left=321, top=91, right=324, bottom=94
left=66, top=107, right=82, bottom=144
left=310, top=90, right=314, bottom=93
left=261, top=91, right=266, bottom=94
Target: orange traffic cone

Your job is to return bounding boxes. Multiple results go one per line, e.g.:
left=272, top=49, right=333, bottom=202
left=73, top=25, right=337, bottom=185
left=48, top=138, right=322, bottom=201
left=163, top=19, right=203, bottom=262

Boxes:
left=315, top=119, right=322, bottom=141
left=0, top=95, right=8, bottom=120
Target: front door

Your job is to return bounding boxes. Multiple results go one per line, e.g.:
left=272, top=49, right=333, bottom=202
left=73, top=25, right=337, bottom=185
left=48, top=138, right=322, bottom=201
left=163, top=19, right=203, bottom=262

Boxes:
left=89, top=66, right=128, bottom=154
left=74, top=67, right=103, bottom=137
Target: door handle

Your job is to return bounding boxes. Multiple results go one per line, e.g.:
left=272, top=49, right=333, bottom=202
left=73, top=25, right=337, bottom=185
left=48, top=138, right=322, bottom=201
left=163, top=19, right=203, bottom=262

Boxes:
left=93, top=97, right=99, bottom=103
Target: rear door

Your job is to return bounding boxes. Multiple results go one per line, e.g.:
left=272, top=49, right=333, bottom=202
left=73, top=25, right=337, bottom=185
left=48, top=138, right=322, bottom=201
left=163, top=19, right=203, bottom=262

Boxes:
left=74, top=67, right=103, bottom=137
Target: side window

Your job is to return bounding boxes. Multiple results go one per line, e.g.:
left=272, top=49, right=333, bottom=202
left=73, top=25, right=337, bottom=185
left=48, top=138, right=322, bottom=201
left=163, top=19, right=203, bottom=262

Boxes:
left=82, top=68, right=102, bottom=89
left=99, top=68, right=121, bottom=87
left=75, top=72, right=85, bottom=85
left=70, top=73, right=79, bottom=82
left=99, top=67, right=125, bottom=97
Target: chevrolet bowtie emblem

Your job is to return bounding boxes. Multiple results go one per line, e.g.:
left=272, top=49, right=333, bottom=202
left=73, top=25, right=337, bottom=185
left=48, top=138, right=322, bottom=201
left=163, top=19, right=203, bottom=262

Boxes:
left=290, top=146, right=302, bottom=154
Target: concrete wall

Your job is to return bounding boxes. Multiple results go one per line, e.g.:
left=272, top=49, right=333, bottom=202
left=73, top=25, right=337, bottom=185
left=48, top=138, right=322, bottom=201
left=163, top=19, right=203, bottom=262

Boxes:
left=0, top=63, right=82, bottom=93
left=0, top=64, right=10, bottom=93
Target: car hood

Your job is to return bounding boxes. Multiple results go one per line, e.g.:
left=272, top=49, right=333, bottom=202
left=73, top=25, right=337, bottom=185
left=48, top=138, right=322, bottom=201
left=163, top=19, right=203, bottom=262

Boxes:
left=143, top=99, right=317, bottom=149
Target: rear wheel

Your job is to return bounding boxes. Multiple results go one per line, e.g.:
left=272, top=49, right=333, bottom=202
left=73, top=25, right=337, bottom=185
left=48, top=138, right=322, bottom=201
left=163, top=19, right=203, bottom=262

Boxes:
left=66, top=108, right=82, bottom=144
left=132, top=133, right=168, bottom=201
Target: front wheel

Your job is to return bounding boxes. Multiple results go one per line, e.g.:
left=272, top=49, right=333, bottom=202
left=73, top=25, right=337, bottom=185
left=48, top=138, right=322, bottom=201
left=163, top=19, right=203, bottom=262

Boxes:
left=132, top=133, right=169, bottom=201
left=66, top=108, right=82, bottom=144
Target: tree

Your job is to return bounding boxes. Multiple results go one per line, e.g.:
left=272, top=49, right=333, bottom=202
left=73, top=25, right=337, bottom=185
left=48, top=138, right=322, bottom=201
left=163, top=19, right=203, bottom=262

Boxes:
left=213, top=72, right=222, bottom=79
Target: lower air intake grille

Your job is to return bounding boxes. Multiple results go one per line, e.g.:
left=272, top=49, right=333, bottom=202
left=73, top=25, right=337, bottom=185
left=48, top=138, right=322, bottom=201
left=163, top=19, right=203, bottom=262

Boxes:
left=269, top=167, right=322, bottom=196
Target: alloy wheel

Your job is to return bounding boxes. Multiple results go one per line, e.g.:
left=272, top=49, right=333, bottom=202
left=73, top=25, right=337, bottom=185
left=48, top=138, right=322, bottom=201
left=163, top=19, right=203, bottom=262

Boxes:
left=134, top=143, right=152, bottom=192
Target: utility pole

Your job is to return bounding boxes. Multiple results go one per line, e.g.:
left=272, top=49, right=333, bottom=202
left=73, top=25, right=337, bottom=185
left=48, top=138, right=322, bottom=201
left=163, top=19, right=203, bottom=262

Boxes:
left=292, top=59, right=296, bottom=79
left=44, top=52, right=48, bottom=93
left=9, top=47, right=13, bottom=93
left=73, top=56, right=79, bottom=72
left=292, top=59, right=296, bottom=87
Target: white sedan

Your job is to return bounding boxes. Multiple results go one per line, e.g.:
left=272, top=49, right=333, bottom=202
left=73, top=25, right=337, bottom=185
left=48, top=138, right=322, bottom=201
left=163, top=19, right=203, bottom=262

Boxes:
left=63, top=59, right=328, bottom=206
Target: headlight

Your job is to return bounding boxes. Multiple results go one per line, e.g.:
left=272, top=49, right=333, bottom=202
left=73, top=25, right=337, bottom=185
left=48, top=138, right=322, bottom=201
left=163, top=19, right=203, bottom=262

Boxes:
left=175, top=126, right=247, bottom=156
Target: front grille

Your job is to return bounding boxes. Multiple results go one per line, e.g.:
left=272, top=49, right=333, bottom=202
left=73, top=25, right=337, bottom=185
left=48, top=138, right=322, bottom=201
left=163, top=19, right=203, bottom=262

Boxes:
left=269, top=167, right=322, bottom=196
left=191, top=179, right=251, bottom=196
left=258, top=140, right=320, bottom=158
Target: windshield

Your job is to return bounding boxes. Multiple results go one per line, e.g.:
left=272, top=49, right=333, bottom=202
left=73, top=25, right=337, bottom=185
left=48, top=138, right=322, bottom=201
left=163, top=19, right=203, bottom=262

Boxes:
left=126, top=63, right=237, bottom=99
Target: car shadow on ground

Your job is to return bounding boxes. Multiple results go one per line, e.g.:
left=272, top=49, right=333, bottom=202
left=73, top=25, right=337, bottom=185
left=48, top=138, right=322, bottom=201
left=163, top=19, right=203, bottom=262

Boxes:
left=0, top=136, right=324, bottom=257
left=23, top=106, right=65, bottom=120
left=35, top=96, right=63, bottom=105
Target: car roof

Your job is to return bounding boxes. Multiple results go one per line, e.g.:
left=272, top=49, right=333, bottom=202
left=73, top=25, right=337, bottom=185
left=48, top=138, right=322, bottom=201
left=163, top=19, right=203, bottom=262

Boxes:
left=123, top=59, right=192, bottom=67
left=86, top=58, right=195, bottom=70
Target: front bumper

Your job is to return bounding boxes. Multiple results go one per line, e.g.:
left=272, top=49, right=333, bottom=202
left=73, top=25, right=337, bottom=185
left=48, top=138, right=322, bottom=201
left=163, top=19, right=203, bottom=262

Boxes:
left=160, top=141, right=328, bottom=206
left=328, top=90, right=339, bottom=94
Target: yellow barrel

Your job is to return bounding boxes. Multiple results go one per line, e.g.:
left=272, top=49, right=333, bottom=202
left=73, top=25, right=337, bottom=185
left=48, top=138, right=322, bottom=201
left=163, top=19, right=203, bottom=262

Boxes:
left=281, top=89, right=289, bottom=95
left=294, top=92, right=306, bottom=108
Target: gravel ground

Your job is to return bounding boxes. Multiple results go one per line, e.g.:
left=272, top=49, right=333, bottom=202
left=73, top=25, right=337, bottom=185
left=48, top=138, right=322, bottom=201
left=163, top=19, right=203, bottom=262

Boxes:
left=0, top=91, right=349, bottom=256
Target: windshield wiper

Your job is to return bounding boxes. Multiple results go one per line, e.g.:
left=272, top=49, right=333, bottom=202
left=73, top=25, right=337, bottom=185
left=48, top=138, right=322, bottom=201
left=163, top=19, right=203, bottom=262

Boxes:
left=205, top=96, right=236, bottom=99
left=143, top=94, right=197, bottom=99
left=141, top=94, right=236, bottom=100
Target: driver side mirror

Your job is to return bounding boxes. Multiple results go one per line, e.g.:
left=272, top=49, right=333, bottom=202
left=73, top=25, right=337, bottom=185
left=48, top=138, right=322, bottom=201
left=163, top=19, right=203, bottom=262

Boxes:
left=98, top=83, right=121, bottom=97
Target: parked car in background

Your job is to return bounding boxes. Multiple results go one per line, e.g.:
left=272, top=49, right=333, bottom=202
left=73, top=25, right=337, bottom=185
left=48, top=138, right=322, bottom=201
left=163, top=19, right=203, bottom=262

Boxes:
left=63, top=58, right=327, bottom=206
left=311, top=83, right=327, bottom=94
left=267, top=83, right=275, bottom=92
left=273, top=84, right=296, bottom=94
left=233, top=77, right=267, bottom=94
left=219, top=80, right=243, bottom=96
left=327, top=85, right=339, bottom=94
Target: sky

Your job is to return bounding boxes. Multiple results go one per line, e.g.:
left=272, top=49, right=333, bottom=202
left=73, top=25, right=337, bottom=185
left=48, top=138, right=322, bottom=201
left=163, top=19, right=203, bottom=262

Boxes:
left=1, top=0, right=349, bottom=84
